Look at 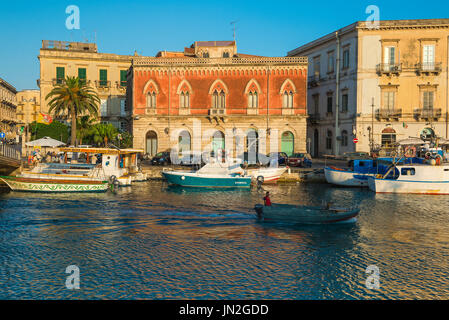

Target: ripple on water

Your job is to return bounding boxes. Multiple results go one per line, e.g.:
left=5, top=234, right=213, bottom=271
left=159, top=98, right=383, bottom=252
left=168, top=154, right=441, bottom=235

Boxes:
left=1, top=181, right=449, bottom=299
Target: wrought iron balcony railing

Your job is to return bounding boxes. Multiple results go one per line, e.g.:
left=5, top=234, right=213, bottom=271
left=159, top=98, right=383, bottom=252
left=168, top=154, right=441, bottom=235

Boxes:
left=95, top=80, right=111, bottom=88
left=375, top=108, right=402, bottom=120
left=415, top=62, right=442, bottom=74
left=376, top=63, right=402, bottom=75
left=413, top=108, right=442, bottom=119
left=308, top=74, right=322, bottom=87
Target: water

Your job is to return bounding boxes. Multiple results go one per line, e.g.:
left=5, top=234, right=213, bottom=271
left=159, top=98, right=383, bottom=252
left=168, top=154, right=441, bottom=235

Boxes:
left=1, top=181, right=449, bottom=299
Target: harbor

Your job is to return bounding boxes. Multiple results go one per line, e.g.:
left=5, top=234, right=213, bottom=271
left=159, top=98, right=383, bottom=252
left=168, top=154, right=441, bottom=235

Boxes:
left=1, top=180, right=449, bottom=299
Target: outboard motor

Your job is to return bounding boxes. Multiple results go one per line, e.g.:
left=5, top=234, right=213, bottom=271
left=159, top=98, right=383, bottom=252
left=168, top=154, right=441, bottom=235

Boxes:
left=254, top=204, right=264, bottom=220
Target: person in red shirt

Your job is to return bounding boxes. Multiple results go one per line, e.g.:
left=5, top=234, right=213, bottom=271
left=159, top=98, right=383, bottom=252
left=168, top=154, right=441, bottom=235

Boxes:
left=263, top=191, right=272, bottom=206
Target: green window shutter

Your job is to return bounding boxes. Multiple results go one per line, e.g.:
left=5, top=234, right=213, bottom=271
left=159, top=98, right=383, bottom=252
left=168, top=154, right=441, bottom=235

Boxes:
left=99, top=69, right=107, bottom=86
left=78, top=68, right=86, bottom=84
left=56, top=67, right=65, bottom=84
left=120, top=70, right=127, bottom=86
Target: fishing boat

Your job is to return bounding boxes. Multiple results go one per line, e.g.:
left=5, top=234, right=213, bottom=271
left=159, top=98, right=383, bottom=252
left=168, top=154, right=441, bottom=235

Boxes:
left=162, top=158, right=252, bottom=188
left=20, top=147, right=147, bottom=186
left=0, top=175, right=109, bottom=193
left=325, top=158, right=403, bottom=187
left=246, top=166, right=287, bottom=184
left=254, top=203, right=359, bottom=224
left=368, top=160, right=449, bottom=194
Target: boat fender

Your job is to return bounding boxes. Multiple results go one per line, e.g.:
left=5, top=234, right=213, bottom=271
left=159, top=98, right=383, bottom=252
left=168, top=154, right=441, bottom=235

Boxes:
left=404, top=146, right=416, bottom=158
left=256, top=176, right=264, bottom=184
left=436, top=154, right=443, bottom=165
left=181, top=175, right=185, bottom=180
left=425, top=152, right=431, bottom=159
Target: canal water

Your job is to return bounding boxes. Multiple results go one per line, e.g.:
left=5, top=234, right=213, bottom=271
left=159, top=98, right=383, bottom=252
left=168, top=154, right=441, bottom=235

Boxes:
left=1, top=181, right=449, bottom=299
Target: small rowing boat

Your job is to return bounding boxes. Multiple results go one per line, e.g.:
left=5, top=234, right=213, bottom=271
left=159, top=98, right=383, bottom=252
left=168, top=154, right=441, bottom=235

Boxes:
left=254, top=203, right=359, bottom=224
left=0, top=176, right=109, bottom=193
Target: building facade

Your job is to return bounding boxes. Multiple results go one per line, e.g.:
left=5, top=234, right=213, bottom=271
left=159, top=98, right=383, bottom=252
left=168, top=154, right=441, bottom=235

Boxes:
left=0, top=77, right=18, bottom=139
left=38, top=40, right=134, bottom=131
left=16, top=90, right=40, bottom=125
left=288, top=19, right=449, bottom=157
left=129, top=41, right=308, bottom=158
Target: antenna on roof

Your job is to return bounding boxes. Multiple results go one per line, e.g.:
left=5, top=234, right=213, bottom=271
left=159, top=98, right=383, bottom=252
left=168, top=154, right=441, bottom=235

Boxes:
left=230, top=20, right=239, bottom=43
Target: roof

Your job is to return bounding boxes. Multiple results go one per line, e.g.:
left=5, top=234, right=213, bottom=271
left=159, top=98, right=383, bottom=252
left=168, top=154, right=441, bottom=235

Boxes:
left=0, top=77, right=18, bottom=93
left=195, top=41, right=235, bottom=47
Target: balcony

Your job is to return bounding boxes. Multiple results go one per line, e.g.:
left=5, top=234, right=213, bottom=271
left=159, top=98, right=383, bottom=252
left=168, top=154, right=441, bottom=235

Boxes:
left=52, top=78, right=65, bottom=85
left=375, top=108, right=402, bottom=120
left=376, top=63, right=402, bottom=75
left=413, top=108, right=442, bottom=120
left=308, top=113, right=321, bottom=124
left=95, top=80, right=111, bottom=90
left=415, top=62, right=442, bottom=75
left=308, top=74, right=322, bottom=88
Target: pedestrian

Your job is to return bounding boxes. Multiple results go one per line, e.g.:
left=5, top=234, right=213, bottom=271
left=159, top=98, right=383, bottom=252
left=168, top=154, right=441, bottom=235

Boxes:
left=263, top=191, right=272, bottom=206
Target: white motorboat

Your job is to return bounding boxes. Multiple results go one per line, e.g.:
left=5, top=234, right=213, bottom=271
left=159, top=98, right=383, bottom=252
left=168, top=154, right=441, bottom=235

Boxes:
left=254, top=203, right=359, bottom=224
left=368, top=162, right=449, bottom=194
left=246, top=166, right=287, bottom=184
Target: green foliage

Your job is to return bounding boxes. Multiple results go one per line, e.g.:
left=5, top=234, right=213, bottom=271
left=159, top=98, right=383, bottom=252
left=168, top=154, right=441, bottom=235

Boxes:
left=76, top=115, right=95, bottom=145
left=116, top=131, right=133, bottom=148
left=30, top=121, right=69, bottom=143
left=45, top=76, right=100, bottom=146
left=88, top=123, right=119, bottom=147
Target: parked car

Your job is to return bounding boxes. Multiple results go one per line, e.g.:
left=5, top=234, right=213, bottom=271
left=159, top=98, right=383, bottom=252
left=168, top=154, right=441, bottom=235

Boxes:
left=150, top=151, right=171, bottom=165
left=177, top=151, right=204, bottom=166
left=266, top=152, right=289, bottom=166
left=238, top=152, right=270, bottom=166
left=288, top=153, right=312, bottom=168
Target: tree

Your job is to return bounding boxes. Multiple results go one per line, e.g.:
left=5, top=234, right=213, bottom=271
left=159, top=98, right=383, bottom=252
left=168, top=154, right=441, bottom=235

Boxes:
left=76, top=115, right=95, bottom=145
left=89, top=123, right=118, bottom=147
left=45, top=76, right=100, bottom=146
left=30, top=121, right=69, bottom=143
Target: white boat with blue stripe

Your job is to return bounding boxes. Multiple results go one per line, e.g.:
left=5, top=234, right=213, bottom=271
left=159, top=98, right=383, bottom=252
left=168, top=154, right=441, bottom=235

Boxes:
left=162, top=158, right=252, bottom=188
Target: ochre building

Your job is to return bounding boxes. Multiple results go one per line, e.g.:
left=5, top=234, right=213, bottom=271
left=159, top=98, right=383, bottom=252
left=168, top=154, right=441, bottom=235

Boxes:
left=129, top=41, right=308, bottom=157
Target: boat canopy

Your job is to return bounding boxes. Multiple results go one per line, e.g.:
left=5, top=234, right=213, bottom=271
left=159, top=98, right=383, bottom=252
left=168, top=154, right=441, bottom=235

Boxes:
left=59, top=147, right=144, bottom=155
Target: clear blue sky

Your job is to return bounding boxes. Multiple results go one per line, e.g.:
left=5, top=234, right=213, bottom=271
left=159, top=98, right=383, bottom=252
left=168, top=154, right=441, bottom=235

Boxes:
left=1, top=0, right=448, bottom=91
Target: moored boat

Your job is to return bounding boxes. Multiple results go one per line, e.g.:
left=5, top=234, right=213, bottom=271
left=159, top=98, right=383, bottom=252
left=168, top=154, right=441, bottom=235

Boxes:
left=368, top=162, right=449, bottom=194
left=246, top=166, right=287, bottom=184
left=162, top=158, right=252, bottom=188
left=0, top=176, right=109, bottom=193
left=254, top=203, right=359, bottom=224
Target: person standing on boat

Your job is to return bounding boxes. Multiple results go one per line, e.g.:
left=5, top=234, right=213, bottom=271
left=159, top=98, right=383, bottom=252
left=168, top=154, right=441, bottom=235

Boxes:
left=263, top=192, right=272, bottom=206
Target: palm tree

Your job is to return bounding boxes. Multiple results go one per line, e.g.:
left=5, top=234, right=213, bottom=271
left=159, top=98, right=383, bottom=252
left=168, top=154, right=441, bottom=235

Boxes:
left=76, top=115, right=95, bottom=145
left=89, top=123, right=118, bottom=147
left=45, top=76, right=100, bottom=146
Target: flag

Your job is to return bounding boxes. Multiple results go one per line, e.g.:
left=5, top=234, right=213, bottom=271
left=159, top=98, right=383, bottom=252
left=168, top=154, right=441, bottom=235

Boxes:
left=37, top=113, right=53, bottom=124
left=402, top=122, right=408, bottom=129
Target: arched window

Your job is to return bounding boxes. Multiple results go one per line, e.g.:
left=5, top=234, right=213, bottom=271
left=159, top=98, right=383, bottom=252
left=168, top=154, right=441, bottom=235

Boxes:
left=212, top=90, right=226, bottom=109
left=223, top=52, right=230, bottom=58
left=212, top=131, right=225, bottom=155
left=381, top=128, right=396, bottom=151
left=203, top=52, right=209, bottom=58
left=147, top=92, right=156, bottom=108
left=341, top=130, right=348, bottom=147
left=179, top=91, right=190, bottom=109
left=246, top=129, right=259, bottom=162
left=145, top=131, right=158, bottom=156
left=248, top=91, right=258, bottom=108
left=282, top=91, right=293, bottom=108
left=178, top=130, right=191, bottom=154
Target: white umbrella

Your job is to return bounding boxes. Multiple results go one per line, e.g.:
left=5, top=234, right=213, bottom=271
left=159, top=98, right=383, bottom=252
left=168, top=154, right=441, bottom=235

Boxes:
left=396, top=137, right=425, bottom=146
left=25, top=136, right=65, bottom=147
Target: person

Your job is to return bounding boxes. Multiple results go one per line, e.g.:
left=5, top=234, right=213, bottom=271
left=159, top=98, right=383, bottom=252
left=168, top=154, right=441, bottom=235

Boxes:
left=263, top=191, right=272, bottom=206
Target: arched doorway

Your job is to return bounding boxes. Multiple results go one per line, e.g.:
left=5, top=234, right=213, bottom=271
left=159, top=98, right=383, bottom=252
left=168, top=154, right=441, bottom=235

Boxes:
left=313, top=129, right=319, bottom=158
left=381, top=128, right=396, bottom=154
left=212, top=131, right=225, bottom=155
left=178, top=130, right=191, bottom=154
left=246, top=129, right=259, bottom=162
left=281, top=131, right=294, bottom=156
left=145, top=131, right=157, bottom=156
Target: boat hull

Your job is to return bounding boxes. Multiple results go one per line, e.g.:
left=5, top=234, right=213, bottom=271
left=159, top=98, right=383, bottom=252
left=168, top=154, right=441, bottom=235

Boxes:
left=248, top=167, right=287, bottom=184
left=324, top=167, right=374, bottom=187
left=255, top=203, right=359, bottom=224
left=368, top=177, right=449, bottom=194
left=162, top=171, right=251, bottom=188
left=0, top=176, right=108, bottom=193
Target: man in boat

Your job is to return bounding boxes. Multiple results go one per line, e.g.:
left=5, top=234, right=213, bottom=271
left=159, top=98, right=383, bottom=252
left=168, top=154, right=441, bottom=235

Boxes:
left=263, top=192, right=272, bottom=206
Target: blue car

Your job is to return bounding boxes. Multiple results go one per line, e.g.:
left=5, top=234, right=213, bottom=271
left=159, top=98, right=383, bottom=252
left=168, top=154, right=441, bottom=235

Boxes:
left=151, top=152, right=171, bottom=165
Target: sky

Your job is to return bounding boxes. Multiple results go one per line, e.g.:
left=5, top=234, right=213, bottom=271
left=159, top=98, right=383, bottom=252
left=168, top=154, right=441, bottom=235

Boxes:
left=1, top=0, right=448, bottom=91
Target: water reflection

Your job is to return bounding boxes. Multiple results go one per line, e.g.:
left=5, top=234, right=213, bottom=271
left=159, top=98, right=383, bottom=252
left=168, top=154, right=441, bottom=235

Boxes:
left=0, top=181, right=449, bottom=299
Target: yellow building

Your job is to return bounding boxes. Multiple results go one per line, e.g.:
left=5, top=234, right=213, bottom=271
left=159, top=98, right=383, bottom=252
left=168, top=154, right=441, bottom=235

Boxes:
left=289, top=19, right=449, bottom=156
left=16, top=90, right=40, bottom=125
left=38, top=40, right=134, bottom=131
left=0, top=77, right=18, bottom=139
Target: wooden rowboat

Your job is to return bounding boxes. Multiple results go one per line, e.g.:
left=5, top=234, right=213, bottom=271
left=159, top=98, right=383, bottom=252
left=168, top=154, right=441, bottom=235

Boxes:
left=0, top=176, right=109, bottom=193
left=254, top=203, right=359, bottom=224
